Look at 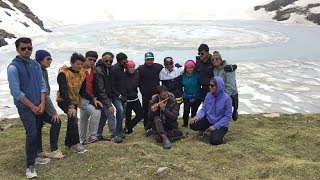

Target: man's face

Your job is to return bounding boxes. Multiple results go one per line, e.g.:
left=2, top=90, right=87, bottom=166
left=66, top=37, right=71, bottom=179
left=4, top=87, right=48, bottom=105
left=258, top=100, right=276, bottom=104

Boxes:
left=16, top=43, right=32, bottom=60
left=120, top=59, right=128, bottom=68
left=102, top=54, right=113, bottom=68
left=39, top=56, right=52, bottom=68
left=164, top=58, right=174, bottom=71
left=85, top=56, right=97, bottom=68
left=198, top=50, right=209, bottom=61
left=159, top=90, right=169, bottom=100
left=145, top=58, right=154, bottom=66
left=71, top=60, right=84, bottom=71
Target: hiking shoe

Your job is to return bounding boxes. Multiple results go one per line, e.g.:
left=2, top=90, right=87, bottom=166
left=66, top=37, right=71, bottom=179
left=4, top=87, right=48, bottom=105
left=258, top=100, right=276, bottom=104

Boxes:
left=163, top=139, right=172, bottom=149
left=124, top=127, right=133, bottom=134
left=232, top=111, right=238, bottom=121
left=35, top=157, right=50, bottom=165
left=26, top=165, right=37, bottom=179
left=97, top=135, right=110, bottom=141
left=49, top=150, right=65, bottom=159
left=37, top=151, right=50, bottom=158
left=71, top=143, right=88, bottom=154
left=146, top=128, right=155, bottom=137
left=182, top=124, right=188, bottom=128
left=111, top=136, right=123, bottom=143
left=88, top=136, right=99, bottom=144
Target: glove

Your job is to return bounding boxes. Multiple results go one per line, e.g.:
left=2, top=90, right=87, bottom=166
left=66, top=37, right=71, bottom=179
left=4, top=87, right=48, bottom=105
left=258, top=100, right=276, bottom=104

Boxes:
left=224, top=64, right=237, bottom=72
left=175, top=63, right=182, bottom=68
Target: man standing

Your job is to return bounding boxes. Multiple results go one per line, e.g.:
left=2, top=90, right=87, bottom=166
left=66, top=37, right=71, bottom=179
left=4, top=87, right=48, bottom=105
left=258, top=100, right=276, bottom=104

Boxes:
left=137, top=52, right=163, bottom=132
left=7, top=37, right=49, bottom=178
left=110, top=52, right=128, bottom=141
left=79, top=51, right=103, bottom=144
left=196, top=44, right=214, bottom=101
left=95, top=52, right=121, bottom=143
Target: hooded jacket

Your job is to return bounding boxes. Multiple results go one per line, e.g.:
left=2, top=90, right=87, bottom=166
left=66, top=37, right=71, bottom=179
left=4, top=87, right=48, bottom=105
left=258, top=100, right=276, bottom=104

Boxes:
left=213, top=60, right=238, bottom=96
left=195, top=77, right=232, bottom=129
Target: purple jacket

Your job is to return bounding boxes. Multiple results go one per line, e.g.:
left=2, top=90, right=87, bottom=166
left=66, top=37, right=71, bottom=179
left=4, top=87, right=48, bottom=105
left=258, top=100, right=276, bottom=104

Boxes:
left=195, top=77, right=232, bottom=129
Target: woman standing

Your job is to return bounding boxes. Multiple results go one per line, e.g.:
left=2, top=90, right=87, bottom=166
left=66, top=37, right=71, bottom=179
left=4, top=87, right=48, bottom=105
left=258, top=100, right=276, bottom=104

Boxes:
left=181, top=60, right=202, bottom=127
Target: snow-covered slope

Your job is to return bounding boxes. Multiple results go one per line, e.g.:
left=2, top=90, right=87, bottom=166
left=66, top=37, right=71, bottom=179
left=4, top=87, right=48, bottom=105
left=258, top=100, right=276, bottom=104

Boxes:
left=1, top=0, right=320, bottom=47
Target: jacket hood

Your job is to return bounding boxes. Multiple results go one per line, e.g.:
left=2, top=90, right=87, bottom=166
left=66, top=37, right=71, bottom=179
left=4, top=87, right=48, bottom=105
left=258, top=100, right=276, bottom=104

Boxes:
left=213, top=76, right=225, bottom=96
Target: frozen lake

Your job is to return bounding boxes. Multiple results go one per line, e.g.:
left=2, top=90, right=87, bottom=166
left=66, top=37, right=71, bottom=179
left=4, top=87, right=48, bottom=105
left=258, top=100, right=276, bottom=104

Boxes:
left=1, top=20, right=320, bottom=119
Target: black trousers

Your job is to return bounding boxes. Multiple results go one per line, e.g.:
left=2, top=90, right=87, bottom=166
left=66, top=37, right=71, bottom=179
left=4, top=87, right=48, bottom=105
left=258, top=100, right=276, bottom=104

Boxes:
left=58, top=102, right=80, bottom=147
left=125, top=99, right=143, bottom=131
left=190, top=117, right=228, bottom=145
left=230, top=93, right=239, bottom=118
left=182, top=98, right=202, bottom=126
left=142, top=96, right=151, bottom=130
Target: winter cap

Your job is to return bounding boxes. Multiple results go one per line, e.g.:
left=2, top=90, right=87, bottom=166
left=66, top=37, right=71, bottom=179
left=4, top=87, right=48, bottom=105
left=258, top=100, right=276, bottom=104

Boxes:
left=127, top=59, right=135, bottom=67
left=211, top=51, right=222, bottom=60
left=184, top=60, right=195, bottom=68
left=35, top=50, right=51, bottom=62
left=145, top=52, right=154, bottom=60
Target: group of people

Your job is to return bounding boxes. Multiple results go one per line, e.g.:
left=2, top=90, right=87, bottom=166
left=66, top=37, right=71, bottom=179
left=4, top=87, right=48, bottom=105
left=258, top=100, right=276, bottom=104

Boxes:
left=7, top=37, right=238, bottom=178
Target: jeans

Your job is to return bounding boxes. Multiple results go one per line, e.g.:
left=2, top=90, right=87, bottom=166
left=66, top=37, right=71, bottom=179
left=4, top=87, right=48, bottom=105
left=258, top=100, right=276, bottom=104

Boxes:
left=98, top=105, right=116, bottom=138
left=182, top=98, right=202, bottom=126
left=36, top=112, right=61, bottom=152
left=58, top=102, right=80, bottom=147
left=125, top=99, right=143, bottom=131
left=79, top=103, right=101, bottom=143
left=17, top=108, right=37, bottom=167
left=190, top=117, right=228, bottom=145
left=112, top=97, right=126, bottom=135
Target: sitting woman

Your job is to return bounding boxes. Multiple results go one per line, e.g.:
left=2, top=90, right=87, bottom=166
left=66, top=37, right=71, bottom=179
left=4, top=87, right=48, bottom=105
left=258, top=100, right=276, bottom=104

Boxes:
left=190, top=77, right=232, bottom=145
left=148, top=85, right=184, bottom=149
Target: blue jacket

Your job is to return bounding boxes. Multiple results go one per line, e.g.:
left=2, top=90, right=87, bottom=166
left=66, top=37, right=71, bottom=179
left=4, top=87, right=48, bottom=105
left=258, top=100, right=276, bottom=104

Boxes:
left=7, top=56, right=46, bottom=108
left=181, top=72, right=201, bottom=100
left=195, top=77, right=232, bottom=129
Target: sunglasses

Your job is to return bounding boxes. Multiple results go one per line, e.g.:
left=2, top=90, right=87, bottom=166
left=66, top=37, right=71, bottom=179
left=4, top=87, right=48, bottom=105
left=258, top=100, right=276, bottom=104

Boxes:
left=212, top=58, right=220, bottom=61
left=20, top=46, right=33, bottom=51
left=87, top=58, right=97, bottom=62
left=209, top=84, right=216, bottom=88
left=198, top=52, right=204, bottom=56
left=103, top=60, right=113, bottom=63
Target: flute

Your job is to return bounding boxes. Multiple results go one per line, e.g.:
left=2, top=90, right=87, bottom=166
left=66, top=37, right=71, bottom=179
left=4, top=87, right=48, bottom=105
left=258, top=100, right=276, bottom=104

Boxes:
left=151, top=97, right=170, bottom=109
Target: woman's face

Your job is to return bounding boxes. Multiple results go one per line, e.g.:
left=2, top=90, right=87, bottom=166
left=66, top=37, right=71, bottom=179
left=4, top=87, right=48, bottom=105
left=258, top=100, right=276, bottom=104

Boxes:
left=209, top=79, right=217, bottom=94
left=127, top=66, right=136, bottom=74
left=185, top=66, right=194, bottom=75
left=212, top=57, right=222, bottom=67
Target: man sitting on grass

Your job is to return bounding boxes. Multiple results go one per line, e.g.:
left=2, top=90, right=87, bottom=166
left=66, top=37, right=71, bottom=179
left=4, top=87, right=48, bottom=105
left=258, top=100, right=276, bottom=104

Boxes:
left=190, top=77, right=232, bottom=145
left=148, top=85, right=185, bottom=149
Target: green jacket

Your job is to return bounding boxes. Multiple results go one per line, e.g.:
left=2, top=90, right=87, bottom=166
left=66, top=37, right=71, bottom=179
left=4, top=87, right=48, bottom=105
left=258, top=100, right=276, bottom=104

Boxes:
left=213, top=60, right=238, bottom=96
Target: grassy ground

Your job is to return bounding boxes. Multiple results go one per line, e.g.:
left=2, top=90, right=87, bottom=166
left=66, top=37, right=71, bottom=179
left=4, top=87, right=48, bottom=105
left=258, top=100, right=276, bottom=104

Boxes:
left=0, top=113, right=320, bottom=179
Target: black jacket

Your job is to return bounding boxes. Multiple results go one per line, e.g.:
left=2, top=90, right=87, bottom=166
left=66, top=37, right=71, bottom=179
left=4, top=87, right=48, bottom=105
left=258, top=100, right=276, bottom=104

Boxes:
left=110, top=63, right=127, bottom=98
left=195, top=54, right=214, bottom=97
left=94, top=60, right=113, bottom=108
left=126, top=71, right=140, bottom=101
left=148, top=93, right=179, bottom=123
left=137, top=63, right=163, bottom=99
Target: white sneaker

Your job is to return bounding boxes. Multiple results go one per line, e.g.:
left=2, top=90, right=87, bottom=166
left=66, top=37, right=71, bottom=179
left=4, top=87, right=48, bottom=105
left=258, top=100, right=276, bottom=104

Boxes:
left=35, top=157, right=51, bottom=165
left=71, top=143, right=88, bottom=154
left=26, top=165, right=37, bottom=179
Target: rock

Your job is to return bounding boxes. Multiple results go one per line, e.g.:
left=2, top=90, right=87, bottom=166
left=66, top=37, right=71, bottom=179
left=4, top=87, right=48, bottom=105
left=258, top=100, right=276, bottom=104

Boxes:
left=263, top=113, right=280, bottom=118
left=0, top=123, right=18, bottom=131
left=156, top=167, right=168, bottom=174
left=0, top=29, right=16, bottom=47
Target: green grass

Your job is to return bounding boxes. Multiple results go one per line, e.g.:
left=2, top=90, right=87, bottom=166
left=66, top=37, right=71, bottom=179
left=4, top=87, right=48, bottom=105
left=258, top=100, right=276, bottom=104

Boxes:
left=0, top=113, right=320, bottom=179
